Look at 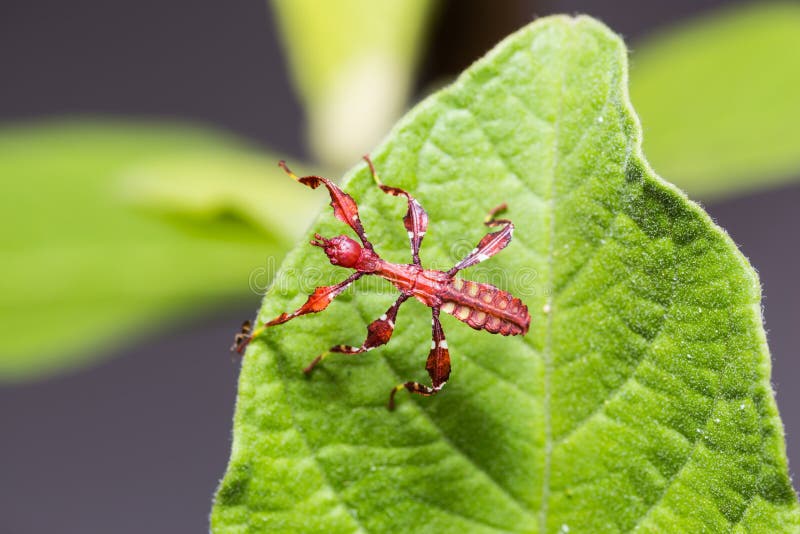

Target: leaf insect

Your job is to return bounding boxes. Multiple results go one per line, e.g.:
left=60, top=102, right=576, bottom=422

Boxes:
left=233, top=157, right=530, bottom=409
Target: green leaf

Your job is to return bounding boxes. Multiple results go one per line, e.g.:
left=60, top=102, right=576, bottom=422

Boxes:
left=630, top=2, right=800, bottom=199
left=212, top=16, right=800, bottom=532
left=271, top=0, right=437, bottom=170
left=0, top=120, right=309, bottom=381
left=121, top=150, right=322, bottom=240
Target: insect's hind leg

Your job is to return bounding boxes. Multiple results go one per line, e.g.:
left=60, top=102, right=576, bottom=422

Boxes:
left=485, top=203, right=510, bottom=225
left=303, top=294, right=409, bottom=375
left=388, top=308, right=451, bottom=410
left=389, top=381, right=442, bottom=411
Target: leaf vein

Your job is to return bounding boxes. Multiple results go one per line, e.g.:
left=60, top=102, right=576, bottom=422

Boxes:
left=263, top=336, right=369, bottom=534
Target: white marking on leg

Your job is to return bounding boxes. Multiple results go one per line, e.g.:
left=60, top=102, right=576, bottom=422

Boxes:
left=430, top=340, right=436, bottom=349
left=439, top=340, right=448, bottom=349
left=477, top=253, right=490, bottom=262
left=380, top=314, right=387, bottom=321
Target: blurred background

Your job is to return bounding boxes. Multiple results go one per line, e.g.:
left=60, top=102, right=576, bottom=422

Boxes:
left=1, top=1, right=798, bottom=532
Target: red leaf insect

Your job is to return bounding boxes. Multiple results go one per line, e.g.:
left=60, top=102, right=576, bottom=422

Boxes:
left=232, top=157, right=531, bottom=410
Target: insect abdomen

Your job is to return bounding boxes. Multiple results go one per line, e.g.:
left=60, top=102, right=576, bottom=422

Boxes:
left=439, top=278, right=529, bottom=336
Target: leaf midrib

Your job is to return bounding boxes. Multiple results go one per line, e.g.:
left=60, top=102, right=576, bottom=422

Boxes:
left=537, top=21, right=573, bottom=533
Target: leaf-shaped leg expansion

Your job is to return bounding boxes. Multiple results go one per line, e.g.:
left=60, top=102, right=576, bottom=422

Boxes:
left=389, top=307, right=451, bottom=410
left=447, top=203, right=514, bottom=276
left=231, top=272, right=363, bottom=354
left=364, top=156, right=428, bottom=265
left=303, top=294, right=410, bottom=375
left=279, top=160, right=374, bottom=250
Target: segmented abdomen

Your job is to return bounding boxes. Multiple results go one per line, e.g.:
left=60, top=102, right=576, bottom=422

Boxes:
left=439, top=278, right=530, bottom=336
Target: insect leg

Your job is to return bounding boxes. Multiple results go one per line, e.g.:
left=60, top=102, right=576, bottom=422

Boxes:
left=303, top=293, right=409, bottom=374
left=388, top=307, right=451, bottom=410
left=447, top=203, right=514, bottom=276
left=230, top=272, right=363, bottom=354
left=363, top=156, right=428, bottom=266
left=279, top=160, right=375, bottom=250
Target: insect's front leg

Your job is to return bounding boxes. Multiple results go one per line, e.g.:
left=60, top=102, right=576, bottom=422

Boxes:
left=388, top=307, right=451, bottom=410
left=279, top=160, right=375, bottom=250
left=363, top=156, right=428, bottom=266
left=304, top=294, right=409, bottom=374
left=230, top=272, right=363, bottom=354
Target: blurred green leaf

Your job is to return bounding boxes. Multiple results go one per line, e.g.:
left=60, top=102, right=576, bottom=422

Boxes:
left=0, top=120, right=314, bottom=381
left=272, top=0, right=437, bottom=170
left=631, top=2, right=800, bottom=199
left=122, top=150, right=322, bottom=239
left=212, top=16, right=799, bottom=532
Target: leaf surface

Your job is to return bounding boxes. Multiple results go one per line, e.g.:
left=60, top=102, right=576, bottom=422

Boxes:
left=213, top=16, right=800, bottom=532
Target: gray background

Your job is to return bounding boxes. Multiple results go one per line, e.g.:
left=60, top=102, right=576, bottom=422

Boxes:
left=1, top=1, right=797, bottom=532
